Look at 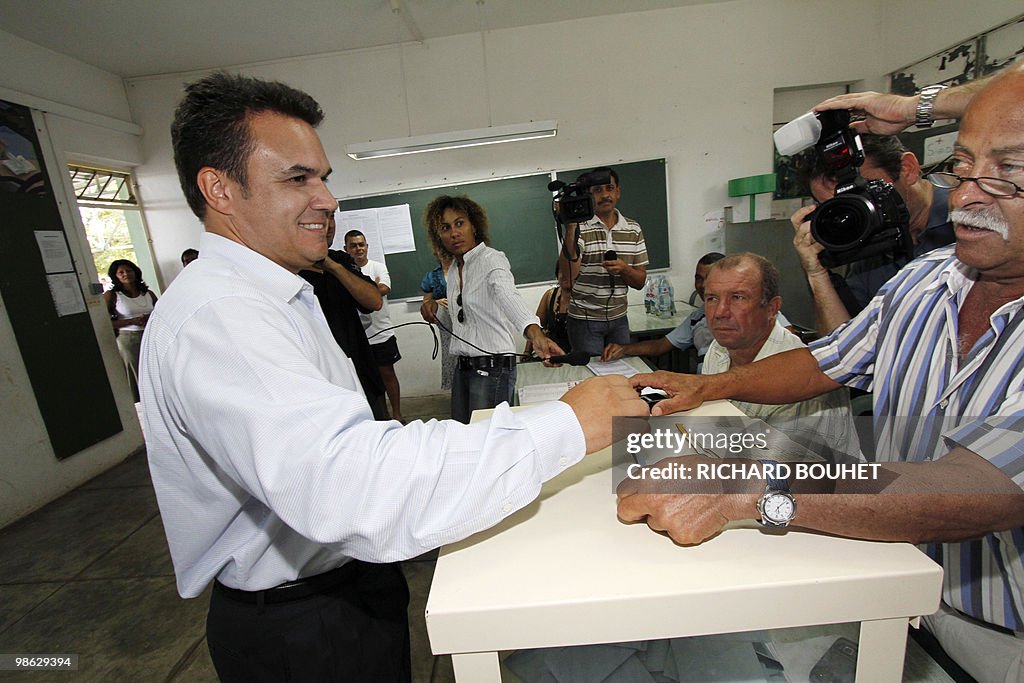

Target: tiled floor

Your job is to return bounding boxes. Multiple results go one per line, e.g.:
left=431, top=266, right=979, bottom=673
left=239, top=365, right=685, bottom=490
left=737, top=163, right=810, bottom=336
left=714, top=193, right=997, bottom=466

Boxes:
left=0, top=393, right=454, bottom=683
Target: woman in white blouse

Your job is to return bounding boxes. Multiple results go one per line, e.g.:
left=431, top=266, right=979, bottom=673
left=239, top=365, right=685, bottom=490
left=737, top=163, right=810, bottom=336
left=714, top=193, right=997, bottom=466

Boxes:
left=104, top=259, right=157, bottom=401
left=422, top=195, right=564, bottom=423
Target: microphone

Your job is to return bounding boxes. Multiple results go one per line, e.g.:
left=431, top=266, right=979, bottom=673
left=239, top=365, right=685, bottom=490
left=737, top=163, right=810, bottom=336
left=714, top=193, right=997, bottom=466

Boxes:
left=546, top=350, right=593, bottom=366
left=604, top=249, right=617, bottom=261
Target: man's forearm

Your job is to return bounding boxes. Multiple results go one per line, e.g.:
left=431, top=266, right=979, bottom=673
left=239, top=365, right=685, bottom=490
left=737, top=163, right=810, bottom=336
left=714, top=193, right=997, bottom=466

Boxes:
left=702, top=347, right=839, bottom=405
left=806, top=269, right=852, bottom=334
left=324, top=260, right=382, bottom=310
left=621, top=337, right=673, bottom=358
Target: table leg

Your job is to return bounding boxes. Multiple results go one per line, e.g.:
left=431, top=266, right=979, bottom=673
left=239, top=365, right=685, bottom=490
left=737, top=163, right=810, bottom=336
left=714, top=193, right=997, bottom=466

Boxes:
left=451, top=651, right=501, bottom=682
left=856, top=617, right=909, bottom=682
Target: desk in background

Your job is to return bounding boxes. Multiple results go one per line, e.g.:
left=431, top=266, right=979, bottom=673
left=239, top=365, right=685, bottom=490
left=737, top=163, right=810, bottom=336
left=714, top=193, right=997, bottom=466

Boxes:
left=627, top=301, right=698, bottom=372
left=426, top=401, right=943, bottom=682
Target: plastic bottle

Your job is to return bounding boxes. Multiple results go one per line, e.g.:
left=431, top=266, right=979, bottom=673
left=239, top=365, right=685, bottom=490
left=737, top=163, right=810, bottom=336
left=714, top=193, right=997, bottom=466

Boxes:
left=644, top=277, right=657, bottom=315
left=657, top=275, right=676, bottom=318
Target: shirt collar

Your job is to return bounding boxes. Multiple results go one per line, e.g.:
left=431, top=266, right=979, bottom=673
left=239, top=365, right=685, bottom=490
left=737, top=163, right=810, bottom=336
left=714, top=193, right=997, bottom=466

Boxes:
left=462, top=242, right=487, bottom=264
left=584, top=209, right=621, bottom=230
left=199, top=232, right=311, bottom=303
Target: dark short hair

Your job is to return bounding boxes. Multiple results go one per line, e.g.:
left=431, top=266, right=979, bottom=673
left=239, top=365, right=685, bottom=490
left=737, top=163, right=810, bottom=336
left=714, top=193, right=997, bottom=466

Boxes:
left=180, top=248, right=199, bottom=262
left=107, top=259, right=149, bottom=294
left=171, top=71, right=325, bottom=219
left=343, top=230, right=365, bottom=244
left=709, top=253, right=780, bottom=306
left=423, top=195, right=491, bottom=260
left=794, top=134, right=908, bottom=195
left=697, top=252, right=726, bottom=266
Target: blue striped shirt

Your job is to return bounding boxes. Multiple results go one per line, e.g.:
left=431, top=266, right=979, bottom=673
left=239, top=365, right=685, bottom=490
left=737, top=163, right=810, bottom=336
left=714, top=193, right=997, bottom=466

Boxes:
left=810, top=245, right=1024, bottom=631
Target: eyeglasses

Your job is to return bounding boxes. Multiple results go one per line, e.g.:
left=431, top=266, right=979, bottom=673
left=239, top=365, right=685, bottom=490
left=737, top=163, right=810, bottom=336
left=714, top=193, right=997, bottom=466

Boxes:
left=925, top=156, right=1024, bottom=198
left=456, top=294, right=464, bottom=323
left=927, top=171, right=1024, bottom=198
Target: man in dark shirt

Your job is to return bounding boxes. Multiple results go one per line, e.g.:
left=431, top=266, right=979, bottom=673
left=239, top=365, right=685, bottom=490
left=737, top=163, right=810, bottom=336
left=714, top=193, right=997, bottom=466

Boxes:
left=299, top=212, right=388, bottom=419
left=790, top=135, right=955, bottom=333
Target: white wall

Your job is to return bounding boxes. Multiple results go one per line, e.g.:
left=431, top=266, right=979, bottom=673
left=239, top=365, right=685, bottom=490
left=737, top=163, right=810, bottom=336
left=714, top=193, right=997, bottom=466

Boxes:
left=0, top=29, right=146, bottom=529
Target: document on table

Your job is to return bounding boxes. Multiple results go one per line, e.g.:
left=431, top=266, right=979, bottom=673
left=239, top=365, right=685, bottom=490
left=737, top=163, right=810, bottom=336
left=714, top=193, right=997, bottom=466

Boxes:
left=518, top=380, right=583, bottom=407
left=586, top=358, right=639, bottom=378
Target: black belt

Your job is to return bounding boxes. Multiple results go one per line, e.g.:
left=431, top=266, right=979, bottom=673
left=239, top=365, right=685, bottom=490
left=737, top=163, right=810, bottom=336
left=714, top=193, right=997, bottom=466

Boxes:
left=214, top=562, right=358, bottom=605
left=457, top=355, right=516, bottom=371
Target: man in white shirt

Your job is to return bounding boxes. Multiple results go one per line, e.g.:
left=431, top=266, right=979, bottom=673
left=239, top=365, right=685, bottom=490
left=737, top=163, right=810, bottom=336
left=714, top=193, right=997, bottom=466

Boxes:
left=143, top=71, right=647, bottom=682
left=344, top=229, right=403, bottom=422
left=698, top=253, right=857, bottom=459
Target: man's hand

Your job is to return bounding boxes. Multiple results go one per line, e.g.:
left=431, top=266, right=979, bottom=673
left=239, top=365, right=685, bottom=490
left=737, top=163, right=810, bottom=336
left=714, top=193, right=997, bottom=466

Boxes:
left=616, top=455, right=753, bottom=545
left=630, top=371, right=707, bottom=416
left=602, top=258, right=630, bottom=276
left=560, top=375, right=650, bottom=454
left=813, top=91, right=917, bottom=135
left=420, top=297, right=439, bottom=323
left=602, top=343, right=626, bottom=361
left=790, top=205, right=827, bottom=277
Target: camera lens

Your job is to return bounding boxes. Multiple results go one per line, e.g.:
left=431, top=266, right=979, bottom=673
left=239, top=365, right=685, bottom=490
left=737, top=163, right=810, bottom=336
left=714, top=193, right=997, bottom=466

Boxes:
left=811, top=196, right=877, bottom=250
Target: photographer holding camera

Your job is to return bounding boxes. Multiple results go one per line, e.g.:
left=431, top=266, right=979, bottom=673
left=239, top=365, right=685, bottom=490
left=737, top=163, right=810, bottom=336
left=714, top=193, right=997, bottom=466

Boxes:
left=790, top=133, right=954, bottom=334
left=557, top=166, right=649, bottom=356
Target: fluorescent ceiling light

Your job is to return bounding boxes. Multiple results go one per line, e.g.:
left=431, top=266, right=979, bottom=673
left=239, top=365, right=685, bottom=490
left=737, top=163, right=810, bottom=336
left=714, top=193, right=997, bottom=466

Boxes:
left=346, top=120, right=557, bottom=160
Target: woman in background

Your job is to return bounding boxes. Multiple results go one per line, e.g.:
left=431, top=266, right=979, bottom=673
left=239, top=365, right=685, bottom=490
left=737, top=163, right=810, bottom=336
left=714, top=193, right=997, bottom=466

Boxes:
left=104, top=259, right=157, bottom=402
left=422, top=195, right=563, bottom=423
left=527, top=261, right=572, bottom=356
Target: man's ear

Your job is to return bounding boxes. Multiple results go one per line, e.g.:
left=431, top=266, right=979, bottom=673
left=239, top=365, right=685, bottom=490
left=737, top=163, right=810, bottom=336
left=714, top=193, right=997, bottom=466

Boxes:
left=767, top=295, right=782, bottom=317
left=197, top=167, right=234, bottom=216
left=900, top=151, right=921, bottom=184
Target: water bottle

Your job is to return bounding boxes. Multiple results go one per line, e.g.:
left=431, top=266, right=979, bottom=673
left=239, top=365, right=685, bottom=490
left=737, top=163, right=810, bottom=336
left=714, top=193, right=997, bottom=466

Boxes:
left=644, top=277, right=657, bottom=315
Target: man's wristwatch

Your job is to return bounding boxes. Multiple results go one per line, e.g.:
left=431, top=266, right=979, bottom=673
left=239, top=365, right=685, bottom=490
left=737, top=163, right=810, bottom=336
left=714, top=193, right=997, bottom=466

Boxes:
left=915, top=84, right=948, bottom=129
left=756, top=459, right=796, bottom=528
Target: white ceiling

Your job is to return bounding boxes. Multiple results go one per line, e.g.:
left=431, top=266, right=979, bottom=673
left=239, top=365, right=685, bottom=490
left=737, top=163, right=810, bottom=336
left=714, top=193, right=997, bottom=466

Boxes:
left=0, top=0, right=731, bottom=79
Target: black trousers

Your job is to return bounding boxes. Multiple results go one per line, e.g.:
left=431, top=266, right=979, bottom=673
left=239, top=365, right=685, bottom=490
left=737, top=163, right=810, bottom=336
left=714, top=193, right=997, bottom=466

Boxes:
left=206, top=561, right=411, bottom=682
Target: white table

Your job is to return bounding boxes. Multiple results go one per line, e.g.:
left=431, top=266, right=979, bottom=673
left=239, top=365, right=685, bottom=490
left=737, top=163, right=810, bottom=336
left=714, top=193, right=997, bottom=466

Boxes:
left=426, top=401, right=943, bottom=682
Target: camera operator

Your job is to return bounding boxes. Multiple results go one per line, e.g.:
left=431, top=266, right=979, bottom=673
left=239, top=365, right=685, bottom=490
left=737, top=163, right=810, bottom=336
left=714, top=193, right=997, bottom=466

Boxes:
left=557, top=166, right=649, bottom=356
left=791, top=135, right=954, bottom=333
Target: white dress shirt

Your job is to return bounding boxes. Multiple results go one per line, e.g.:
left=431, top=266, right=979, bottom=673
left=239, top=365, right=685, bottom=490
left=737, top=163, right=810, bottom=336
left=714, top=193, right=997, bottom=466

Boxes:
left=446, top=242, right=540, bottom=357
left=140, top=233, right=585, bottom=597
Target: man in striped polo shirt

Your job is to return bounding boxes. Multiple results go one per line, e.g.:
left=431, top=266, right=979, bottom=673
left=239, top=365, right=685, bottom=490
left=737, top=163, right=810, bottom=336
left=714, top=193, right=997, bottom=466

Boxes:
left=623, top=69, right=1024, bottom=681
left=558, top=166, right=649, bottom=356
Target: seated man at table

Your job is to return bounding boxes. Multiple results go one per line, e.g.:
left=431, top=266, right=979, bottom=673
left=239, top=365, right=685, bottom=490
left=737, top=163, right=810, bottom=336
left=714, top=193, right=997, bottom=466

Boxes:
left=621, top=68, right=1024, bottom=682
left=696, top=252, right=857, bottom=459
left=602, top=252, right=791, bottom=372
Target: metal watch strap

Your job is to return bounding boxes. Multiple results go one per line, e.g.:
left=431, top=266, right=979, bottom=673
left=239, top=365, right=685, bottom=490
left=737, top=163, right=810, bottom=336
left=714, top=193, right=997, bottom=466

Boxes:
left=915, top=84, right=947, bottom=129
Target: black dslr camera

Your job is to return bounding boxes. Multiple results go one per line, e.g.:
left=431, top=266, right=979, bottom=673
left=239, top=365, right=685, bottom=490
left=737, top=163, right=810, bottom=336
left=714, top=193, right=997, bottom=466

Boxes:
left=548, top=169, right=611, bottom=225
left=776, top=110, right=911, bottom=268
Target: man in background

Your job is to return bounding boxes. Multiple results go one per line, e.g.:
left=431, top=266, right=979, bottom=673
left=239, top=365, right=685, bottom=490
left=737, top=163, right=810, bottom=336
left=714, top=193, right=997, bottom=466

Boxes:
left=344, top=229, right=403, bottom=423
left=180, top=248, right=198, bottom=267
left=790, top=135, right=954, bottom=333
left=602, top=252, right=723, bottom=369
left=300, top=213, right=388, bottom=420
left=558, top=166, right=649, bottom=356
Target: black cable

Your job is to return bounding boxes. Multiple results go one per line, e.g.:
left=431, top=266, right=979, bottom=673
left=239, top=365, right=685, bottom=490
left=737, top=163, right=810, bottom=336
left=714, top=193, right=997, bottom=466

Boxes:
left=367, top=319, right=530, bottom=362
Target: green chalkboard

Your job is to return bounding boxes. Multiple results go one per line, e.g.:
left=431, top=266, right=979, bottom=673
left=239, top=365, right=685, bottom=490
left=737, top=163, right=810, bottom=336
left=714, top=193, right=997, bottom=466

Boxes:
left=339, top=158, right=669, bottom=300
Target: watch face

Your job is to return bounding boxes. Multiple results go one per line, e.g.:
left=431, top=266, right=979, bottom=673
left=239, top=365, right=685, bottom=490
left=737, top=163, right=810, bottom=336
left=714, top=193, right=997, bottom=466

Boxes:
left=763, top=493, right=795, bottom=523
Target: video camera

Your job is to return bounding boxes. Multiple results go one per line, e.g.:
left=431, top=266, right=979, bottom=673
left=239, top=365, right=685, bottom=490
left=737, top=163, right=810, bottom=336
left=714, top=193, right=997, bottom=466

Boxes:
left=774, top=110, right=911, bottom=268
left=548, top=169, right=612, bottom=226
